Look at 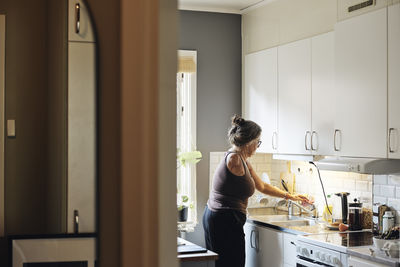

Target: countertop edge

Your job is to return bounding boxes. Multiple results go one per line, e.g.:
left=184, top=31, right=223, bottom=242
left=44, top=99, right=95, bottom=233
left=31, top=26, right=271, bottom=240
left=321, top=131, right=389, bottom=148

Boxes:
left=246, top=218, right=306, bottom=235
left=177, top=237, right=218, bottom=262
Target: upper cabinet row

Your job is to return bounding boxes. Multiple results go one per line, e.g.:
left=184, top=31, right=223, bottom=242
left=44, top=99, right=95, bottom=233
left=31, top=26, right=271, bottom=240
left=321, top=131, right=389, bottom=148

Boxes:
left=244, top=4, right=400, bottom=159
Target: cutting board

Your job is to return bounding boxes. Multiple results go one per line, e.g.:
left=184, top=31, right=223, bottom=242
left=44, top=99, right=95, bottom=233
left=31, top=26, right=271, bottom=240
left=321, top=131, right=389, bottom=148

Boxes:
left=280, top=161, right=295, bottom=194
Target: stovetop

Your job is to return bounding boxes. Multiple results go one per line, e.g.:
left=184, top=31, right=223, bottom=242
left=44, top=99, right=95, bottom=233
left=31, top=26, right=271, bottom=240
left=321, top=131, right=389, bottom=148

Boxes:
left=298, top=230, right=374, bottom=253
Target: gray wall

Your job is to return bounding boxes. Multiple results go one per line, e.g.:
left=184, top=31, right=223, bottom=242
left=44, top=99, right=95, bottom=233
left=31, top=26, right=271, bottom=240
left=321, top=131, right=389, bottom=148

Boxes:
left=179, top=10, right=242, bottom=246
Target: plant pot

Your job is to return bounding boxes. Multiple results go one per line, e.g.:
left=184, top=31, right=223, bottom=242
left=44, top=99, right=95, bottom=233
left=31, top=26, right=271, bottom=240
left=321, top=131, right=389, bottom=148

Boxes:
left=178, top=206, right=188, bottom=222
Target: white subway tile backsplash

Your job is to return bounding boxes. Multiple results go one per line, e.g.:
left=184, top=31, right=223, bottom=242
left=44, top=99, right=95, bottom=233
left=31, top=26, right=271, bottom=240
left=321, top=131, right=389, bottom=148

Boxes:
left=387, top=198, right=400, bottom=211
left=380, top=185, right=396, bottom=198
left=374, top=175, right=388, bottom=185
left=396, top=187, right=400, bottom=198
left=374, top=196, right=387, bottom=205
left=389, top=175, right=400, bottom=185
left=373, top=185, right=381, bottom=196
left=356, top=180, right=369, bottom=192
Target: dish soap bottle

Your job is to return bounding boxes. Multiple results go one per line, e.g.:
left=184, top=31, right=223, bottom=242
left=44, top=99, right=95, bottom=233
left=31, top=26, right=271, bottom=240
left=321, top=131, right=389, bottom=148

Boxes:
left=322, top=194, right=333, bottom=223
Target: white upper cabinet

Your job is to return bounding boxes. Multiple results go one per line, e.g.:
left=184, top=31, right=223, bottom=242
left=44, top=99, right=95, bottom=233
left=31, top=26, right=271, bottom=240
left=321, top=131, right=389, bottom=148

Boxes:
left=388, top=3, right=400, bottom=159
left=69, top=0, right=95, bottom=42
left=334, top=8, right=387, bottom=158
left=244, top=48, right=278, bottom=153
left=311, top=31, right=335, bottom=156
left=278, top=39, right=312, bottom=155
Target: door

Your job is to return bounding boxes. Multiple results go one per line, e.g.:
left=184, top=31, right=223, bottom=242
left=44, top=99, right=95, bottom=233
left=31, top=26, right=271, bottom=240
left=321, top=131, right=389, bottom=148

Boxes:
left=334, top=8, right=387, bottom=158
left=244, top=47, right=278, bottom=153
left=283, top=233, right=297, bottom=267
left=68, top=42, right=96, bottom=233
left=278, top=38, right=312, bottom=155
left=348, top=256, right=388, bottom=267
left=311, top=32, right=335, bottom=156
left=388, top=3, right=400, bottom=159
left=244, top=223, right=283, bottom=267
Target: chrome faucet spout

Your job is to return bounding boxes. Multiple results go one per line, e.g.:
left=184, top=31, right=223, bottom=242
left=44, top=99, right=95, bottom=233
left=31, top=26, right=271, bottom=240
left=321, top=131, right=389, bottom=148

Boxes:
left=288, top=200, right=317, bottom=217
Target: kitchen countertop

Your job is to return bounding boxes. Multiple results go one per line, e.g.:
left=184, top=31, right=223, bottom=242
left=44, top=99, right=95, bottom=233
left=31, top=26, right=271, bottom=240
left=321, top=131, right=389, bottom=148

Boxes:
left=247, top=207, right=340, bottom=235
left=348, top=246, right=399, bottom=267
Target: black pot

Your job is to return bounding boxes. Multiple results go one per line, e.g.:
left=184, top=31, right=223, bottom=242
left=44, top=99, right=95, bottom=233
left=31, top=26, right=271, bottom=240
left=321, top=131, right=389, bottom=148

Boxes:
left=178, top=206, right=188, bottom=222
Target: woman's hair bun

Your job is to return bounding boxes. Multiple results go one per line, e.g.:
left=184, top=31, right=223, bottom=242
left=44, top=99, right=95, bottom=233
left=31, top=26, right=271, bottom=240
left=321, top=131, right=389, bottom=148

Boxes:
left=231, top=114, right=245, bottom=126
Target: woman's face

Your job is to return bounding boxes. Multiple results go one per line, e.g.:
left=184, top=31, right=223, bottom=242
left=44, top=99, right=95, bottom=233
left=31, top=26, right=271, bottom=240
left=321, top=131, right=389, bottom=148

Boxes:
left=247, top=137, right=261, bottom=156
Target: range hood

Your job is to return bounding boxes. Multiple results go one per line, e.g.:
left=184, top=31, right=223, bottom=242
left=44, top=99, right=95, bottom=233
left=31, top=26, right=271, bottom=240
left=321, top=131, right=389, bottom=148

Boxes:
left=313, top=156, right=400, bottom=174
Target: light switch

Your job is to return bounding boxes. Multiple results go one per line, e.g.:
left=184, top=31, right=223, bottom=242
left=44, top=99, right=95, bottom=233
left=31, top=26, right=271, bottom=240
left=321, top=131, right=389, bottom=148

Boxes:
left=7, top=120, right=15, bottom=137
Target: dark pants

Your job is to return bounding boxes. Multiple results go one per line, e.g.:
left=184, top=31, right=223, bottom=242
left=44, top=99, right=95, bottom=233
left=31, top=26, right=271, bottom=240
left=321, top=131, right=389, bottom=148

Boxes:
left=202, top=206, right=246, bottom=267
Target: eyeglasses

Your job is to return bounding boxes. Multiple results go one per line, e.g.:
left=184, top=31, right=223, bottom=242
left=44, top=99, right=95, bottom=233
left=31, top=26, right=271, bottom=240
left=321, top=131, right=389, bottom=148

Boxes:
left=257, top=140, right=262, bottom=148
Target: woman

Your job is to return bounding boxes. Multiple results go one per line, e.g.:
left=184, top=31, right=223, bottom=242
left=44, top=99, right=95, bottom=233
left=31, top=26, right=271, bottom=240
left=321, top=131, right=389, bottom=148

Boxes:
left=203, top=114, right=309, bottom=267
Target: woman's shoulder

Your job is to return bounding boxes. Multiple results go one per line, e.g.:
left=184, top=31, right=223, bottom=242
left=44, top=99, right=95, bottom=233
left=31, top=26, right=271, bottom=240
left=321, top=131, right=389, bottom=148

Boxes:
left=226, top=153, right=245, bottom=176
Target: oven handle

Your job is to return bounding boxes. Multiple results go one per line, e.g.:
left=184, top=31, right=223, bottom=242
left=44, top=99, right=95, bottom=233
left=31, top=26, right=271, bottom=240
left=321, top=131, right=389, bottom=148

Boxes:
left=296, top=257, right=327, bottom=267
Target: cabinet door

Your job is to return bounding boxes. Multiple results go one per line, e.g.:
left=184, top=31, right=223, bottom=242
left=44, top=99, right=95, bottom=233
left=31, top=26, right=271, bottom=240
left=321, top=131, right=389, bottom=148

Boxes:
left=69, top=0, right=95, bottom=42
left=278, top=39, right=312, bottom=155
left=245, top=223, right=283, bottom=267
left=68, top=42, right=96, bottom=233
left=334, top=8, right=387, bottom=158
left=389, top=4, right=400, bottom=159
left=283, top=233, right=297, bottom=267
left=258, top=225, right=283, bottom=267
left=311, top=32, right=336, bottom=156
left=244, top=223, right=259, bottom=267
left=244, top=48, right=278, bottom=153
left=348, top=256, right=388, bottom=267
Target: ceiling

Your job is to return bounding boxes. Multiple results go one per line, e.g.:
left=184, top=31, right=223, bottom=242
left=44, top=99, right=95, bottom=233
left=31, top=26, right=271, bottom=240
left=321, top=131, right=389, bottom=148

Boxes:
left=178, top=0, right=277, bottom=14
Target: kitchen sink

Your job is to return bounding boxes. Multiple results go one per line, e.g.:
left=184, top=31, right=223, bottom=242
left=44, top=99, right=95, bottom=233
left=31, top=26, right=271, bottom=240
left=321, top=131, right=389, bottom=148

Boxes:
left=272, top=219, right=317, bottom=227
left=249, top=214, right=304, bottom=222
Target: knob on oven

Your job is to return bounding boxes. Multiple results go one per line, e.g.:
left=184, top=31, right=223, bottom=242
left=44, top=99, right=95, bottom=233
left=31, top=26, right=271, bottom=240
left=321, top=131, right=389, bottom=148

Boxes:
left=301, top=248, right=309, bottom=257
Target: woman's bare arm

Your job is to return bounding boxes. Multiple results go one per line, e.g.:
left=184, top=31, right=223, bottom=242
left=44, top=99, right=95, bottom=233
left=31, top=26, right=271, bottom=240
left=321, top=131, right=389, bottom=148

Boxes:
left=246, top=160, right=310, bottom=202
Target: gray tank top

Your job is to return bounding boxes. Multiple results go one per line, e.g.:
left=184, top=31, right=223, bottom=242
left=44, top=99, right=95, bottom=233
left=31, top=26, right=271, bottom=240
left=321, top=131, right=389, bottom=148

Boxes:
left=207, top=151, right=255, bottom=214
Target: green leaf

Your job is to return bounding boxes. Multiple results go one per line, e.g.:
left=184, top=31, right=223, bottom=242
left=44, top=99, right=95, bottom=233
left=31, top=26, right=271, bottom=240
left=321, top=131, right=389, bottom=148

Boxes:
left=181, top=195, right=189, bottom=203
left=177, top=151, right=202, bottom=167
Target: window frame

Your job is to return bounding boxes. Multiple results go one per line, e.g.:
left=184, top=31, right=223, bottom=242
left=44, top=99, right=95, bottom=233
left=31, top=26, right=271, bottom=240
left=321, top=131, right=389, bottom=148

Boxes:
left=177, top=50, right=197, bottom=232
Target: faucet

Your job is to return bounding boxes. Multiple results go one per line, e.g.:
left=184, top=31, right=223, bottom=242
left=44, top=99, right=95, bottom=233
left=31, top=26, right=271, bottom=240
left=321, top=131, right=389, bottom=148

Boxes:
left=288, top=200, right=317, bottom=218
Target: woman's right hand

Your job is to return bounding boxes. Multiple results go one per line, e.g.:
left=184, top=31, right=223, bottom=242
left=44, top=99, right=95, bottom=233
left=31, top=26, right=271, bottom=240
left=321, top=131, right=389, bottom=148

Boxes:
left=289, top=194, right=312, bottom=204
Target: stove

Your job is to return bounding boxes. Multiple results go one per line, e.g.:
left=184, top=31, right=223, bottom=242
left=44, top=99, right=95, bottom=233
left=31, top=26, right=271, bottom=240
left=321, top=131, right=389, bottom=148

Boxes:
left=296, top=231, right=373, bottom=267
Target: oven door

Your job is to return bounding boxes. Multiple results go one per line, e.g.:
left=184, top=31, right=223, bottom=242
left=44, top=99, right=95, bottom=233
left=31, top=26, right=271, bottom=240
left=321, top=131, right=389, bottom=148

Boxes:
left=296, top=257, right=332, bottom=267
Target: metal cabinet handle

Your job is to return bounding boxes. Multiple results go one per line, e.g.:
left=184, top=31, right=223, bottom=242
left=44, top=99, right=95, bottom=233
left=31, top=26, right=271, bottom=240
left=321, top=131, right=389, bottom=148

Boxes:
left=334, top=129, right=341, bottom=151
left=75, top=3, right=81, bottom=34
left=305, top=131, right=311, bottom=151
left=73, top=209, right=79, bottom=234
left=290, top=241, right=296, bottom=246
left=311, top=131, right=318, bottom=151
left=389, top=128, right=395, bottom=153
left=250, top=230, right=255, bottom=248
left=272, top=132, right=278, bottom=150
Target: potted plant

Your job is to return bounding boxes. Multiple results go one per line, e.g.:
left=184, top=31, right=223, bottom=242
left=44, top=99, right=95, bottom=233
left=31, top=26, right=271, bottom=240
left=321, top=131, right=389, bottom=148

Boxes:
left=177, top=195, right=190, bottom=222
left=176, top=150, right=201, bottom=223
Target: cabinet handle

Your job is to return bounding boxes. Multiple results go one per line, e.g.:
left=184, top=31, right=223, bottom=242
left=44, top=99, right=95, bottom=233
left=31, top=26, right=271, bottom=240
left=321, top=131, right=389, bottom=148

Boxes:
left=250, top=230, right=255, bottom=248
left=389, top=128, right=396, bottom=153
left=272, top=132, right=278, bottom=150
left=73, top=209, right=79, bottom=234
left=290, top=241, right=296, bottom=246
left=75, top=3, right=81, bottom=34
left=311, top=131, right=318, bottom=151
left=305, top=131, right=311, bottom=151
left=334, top=129, right=341, bottom=151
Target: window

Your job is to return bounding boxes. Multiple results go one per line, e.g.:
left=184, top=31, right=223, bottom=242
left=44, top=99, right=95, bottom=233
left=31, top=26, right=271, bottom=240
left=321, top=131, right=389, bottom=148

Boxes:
left=177, top=50, right=198, bottom=232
